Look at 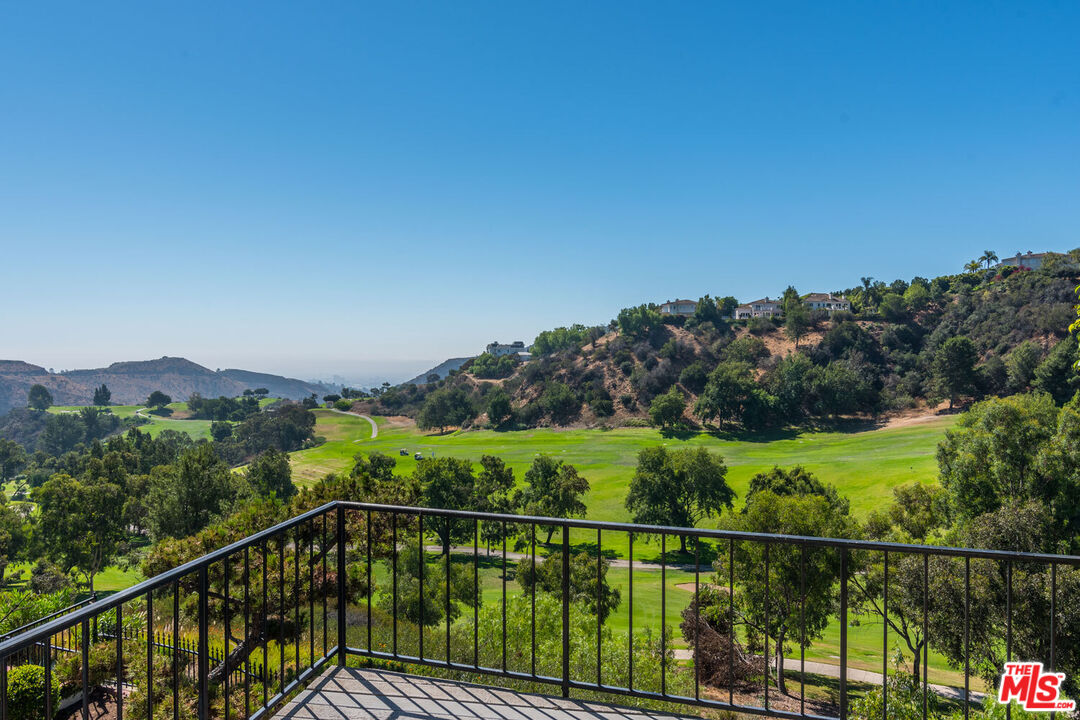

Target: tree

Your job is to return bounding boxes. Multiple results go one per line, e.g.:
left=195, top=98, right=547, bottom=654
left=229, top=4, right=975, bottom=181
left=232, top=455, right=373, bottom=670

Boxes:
left=0, top=440, right=27, bottom=485
left=517, top=551, right=621, bottom=622
left=35, top=474, right=125, bottom=594
left=1005, top=340, right=1042, bottom=393
left=717, top=296, right=739, bottom=318
left=540, top=382, right=581, bottom=425
left=146, top=391, right=172, bottom=409
left=486, top=388, right=513, bottom=427
left=964, top=260, right=981, bottom=274
left=648, top=388, right=686, bottom=429
left=245, top=448, right=295, bottom=501
left=981, top=249, right=999, bottom=269
left=1033, top=339, right=1080, bottom=404
left=323, top=394, right=341, bottom=404
left=26, top=385, right=52, bottom=411
left=376, top=539, right=477, bottom=626
left=694, top=361, right=774, bottom=429
left=210, top=421, right=233, bottom=441
left=625, top=446, right=734, bottom=552
left=414, top=457, right=477, bottom=552
left=517, top=456, right=589, bottom=542
left=725, top=470, right=854, bottom=695
left=38, top=413, right=84, bottom=455
left=474, top=455, right=519, bottom=546
left=933, top=336, right=978, bottom=408
left=147, top=444, right=242, bottom=539
left=92, top=384, right=111, bottom=407
left=936, top=392, right=1059, bottom=523
left=615, top=305, right=662, bottom=339
left=783, top=301, right=811, bottom=348
left=416, top=387, right=474, bottom=433
left=0, top=500, right=27, bottom=586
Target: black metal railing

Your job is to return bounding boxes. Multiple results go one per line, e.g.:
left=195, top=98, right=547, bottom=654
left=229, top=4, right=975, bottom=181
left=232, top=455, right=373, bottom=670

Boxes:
left=0, top=501, right=1076, bottom=720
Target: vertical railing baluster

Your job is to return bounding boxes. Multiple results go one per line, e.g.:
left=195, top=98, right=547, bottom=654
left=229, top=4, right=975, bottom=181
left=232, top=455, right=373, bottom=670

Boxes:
left=46, top=630, right=54, bottom=720
left=392, top=512, right=398, bottom=657
left=964, top=556, right=970, bottom=719
left=244, top=546, right=251, bottom=717
left=0, top=652, right=7, bottom=720
left=198, top=566, right=209, bottom=720
left=173, top=580, right=179, bottom=720
left=882, top=550, right=887, bottom=720
left=694, top=535, right=700, bottom=702
left=473, top=518, right=479, bottom=669
left=628, top=531, right=634, bottom=692
left=531, top=523, right=536, bottom=677
left=561, top=522, right=570, bottom=699
left=661, top=532, right=667, bottom=698
left=597, top=527, right=602, bottom=688
left=82, top=618, right=90, bottom=720
left=1050, top=562, right=1057, bottom=720
left=117, top=604, right=123, bottom=720
left=294, top=528, right=300, bottom=676
left=501, top=521, right=507, bottom=673
left=309, top=520, right=315, bottom=672
left=446, top=517, right=451, bottom=666
left=279, top=535, right=285, bottom=686
left=922, top=553, right=928, bottom=720
left=418, top=511, right=424, bottom=661
left=840, top=548, right=848, bottom=720
left=337, top=507, right=346, bottom=665
left=224, top=557, right=230, bottom=720
left=322, top=512, right=328, bottom=659
left=147, top=593, right=153, bottom=720
left=262, top=541, right=269, bottom=710
left=764, top=542, right=769, bottom=712
left=367, top=509, right=373, bottom=654
left=728, top=538, right=734, bottom=706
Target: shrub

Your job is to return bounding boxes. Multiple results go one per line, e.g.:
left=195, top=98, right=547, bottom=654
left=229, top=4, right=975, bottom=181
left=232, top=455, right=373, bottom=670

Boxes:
left=7, top=665, right=61, bottom=720
left=590, top=398, right=614, bottom=417
left=334, top=399, right=353, bottom=411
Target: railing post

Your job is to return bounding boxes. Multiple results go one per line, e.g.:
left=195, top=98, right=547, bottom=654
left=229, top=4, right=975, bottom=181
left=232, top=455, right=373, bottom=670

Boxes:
left=840, top=548, right=848, bottom=720
left=337, top=504, right=347, bottom=666
left=561, top=522, right=570, bottom=699
left=198, top=566, right=209, bottom=720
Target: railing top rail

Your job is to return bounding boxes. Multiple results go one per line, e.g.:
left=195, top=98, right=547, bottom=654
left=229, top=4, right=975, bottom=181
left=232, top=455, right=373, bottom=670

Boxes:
left=2, top=499, right=1079, bottom=657
left=335, top=501, right=1080, bottom=565
left=0, top=500, right=338, bottom=656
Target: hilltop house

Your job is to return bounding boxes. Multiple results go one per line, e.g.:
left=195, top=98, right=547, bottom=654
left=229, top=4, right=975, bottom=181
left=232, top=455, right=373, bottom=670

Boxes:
left=733, top=297, right=782, bottom=320
left=997, top=251, right=1066, bottom=271
left=658, top=299, right=697, bottom=317
left=802, top=292, right=850, bottom=314
left=485, top=341, right=531, bottom=359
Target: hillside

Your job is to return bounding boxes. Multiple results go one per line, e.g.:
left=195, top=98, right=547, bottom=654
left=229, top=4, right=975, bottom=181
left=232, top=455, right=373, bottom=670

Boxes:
left=402, top=357, right=474, bottom=386
left=0, top=356, right=331, bottom=413
left=362, top=264, right=1080, bottom=430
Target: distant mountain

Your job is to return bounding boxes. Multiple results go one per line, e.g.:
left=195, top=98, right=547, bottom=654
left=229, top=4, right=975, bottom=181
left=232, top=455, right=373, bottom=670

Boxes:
left=0, top=356, right=332, bottom=413
left=402, top=357, right=474, bottom=387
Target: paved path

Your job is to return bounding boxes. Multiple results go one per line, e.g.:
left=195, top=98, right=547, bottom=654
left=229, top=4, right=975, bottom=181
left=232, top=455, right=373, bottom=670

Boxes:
left=328, top=408, right=379, bottom=440
left=667, top=652, right=985, bottom=703
left=281, top=667, right=703, bottom=720
left=426, top=545, right=709, bottom=573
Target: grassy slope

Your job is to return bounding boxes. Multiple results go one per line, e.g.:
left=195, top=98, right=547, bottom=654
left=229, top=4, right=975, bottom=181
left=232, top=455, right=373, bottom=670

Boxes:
left=294, top=411, right=966, bottom=684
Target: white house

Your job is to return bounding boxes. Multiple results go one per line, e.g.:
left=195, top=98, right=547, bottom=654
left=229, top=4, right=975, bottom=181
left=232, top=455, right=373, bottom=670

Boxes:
left=485, top=341, right=529, bottom=358
left=733, top=297, right=782, bottom=320
left=658, top=299, right=697, bottom=317
left=802, top=293, right=850, bottom=314
left=998, top=251, right=1058, bottom=271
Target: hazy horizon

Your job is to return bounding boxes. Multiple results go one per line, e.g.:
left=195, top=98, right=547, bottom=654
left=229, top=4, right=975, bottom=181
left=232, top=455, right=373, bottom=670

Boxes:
left=2, top=2, right=1077, bottom=374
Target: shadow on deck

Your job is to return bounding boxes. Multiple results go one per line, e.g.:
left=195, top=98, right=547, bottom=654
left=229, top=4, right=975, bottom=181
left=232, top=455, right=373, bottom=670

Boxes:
left=279, top=668, right=704, bottom=720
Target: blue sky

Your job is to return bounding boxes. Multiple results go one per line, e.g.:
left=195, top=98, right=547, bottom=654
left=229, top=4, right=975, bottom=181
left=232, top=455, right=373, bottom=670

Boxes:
left=1, top=2, right=1077, bottom=383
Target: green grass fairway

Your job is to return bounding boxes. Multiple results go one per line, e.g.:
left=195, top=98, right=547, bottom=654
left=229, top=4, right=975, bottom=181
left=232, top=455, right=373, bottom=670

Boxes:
left=49, top=402, right=213, bottom=440
left=296, top=412, right=955, bottom=523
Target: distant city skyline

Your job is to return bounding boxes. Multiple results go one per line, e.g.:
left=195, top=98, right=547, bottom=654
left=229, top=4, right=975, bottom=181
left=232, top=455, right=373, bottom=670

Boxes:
left=1, top=2, right=1077, bottom=380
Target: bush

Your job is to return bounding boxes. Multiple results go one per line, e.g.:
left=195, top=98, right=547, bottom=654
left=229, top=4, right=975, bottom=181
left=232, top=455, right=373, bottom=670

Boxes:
left=7, top=665, right=61, bottom=720
left=590, top=398, right=614, bottom=417
left=334, top=398, right=353, bottom=411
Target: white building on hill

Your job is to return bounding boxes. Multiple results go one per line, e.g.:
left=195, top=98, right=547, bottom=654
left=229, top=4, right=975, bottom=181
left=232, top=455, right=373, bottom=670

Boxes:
left=485, top=341, right=530, bottom=358
left=733, top=297, right=782, bottom=319
left=658, top=299, right=697, bottom=317
left=802, top=293, right=850, bottom=314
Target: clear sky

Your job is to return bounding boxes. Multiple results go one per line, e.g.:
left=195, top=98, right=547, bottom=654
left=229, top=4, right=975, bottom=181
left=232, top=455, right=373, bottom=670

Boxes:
left=1, top=2, right=1077, bottom=383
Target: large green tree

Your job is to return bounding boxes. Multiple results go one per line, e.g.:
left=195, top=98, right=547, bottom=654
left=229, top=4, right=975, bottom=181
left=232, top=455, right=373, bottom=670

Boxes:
left=27, top=385, right=52, bottom=411
left=726, top=468, right=854, bottom=695
left=244, top=448, right=295, bottom=501
left=694, top=361, right=774, bottom=429
left=933, top=336, right=979, bottom=408
left=625, top=446, right=734, bottom=552
left=0, top=440, right=26, bottom=485
left=517, top=456, right=589, bottom=542
left=147, top=444, right=243, bottom=539
left=517, top=551, right=621, bottom=622
left=416, top=387, right=475, bottom=433
left=415, top=456, right=478, bottom=552
left=648, top=388, right=686, bottom=429
left=35, top=474, right=125, bottom=594
left=92, top=384, right=111, bottom=407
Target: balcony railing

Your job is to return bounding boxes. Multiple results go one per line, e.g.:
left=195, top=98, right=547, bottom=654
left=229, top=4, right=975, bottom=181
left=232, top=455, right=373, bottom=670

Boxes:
left=0, top=501, right=1076, bottom=720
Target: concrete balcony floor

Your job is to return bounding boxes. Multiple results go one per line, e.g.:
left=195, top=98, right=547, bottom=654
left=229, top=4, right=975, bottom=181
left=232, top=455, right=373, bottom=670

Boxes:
left=279, top=668, right=702, bottom=720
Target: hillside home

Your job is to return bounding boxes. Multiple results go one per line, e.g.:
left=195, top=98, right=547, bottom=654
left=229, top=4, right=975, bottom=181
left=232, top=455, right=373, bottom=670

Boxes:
left=733, top=297, right=782, bottom=320
left=997, top=251, right=1070, bottom=271
left=803, top=292, right=851, bottom=314
left=485, top=341, right=530, bottom=358
left=658, top=299, right=697, bottom=317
